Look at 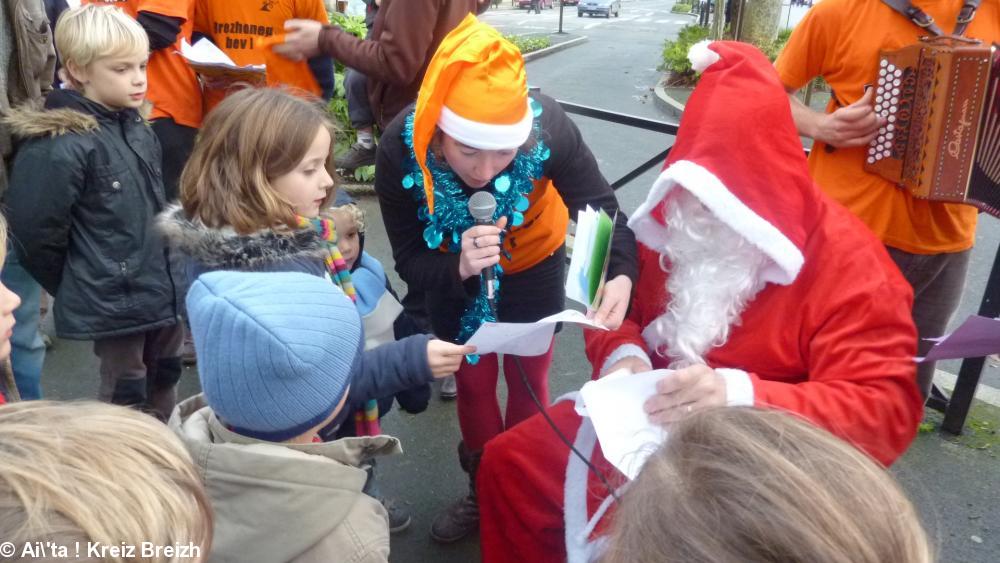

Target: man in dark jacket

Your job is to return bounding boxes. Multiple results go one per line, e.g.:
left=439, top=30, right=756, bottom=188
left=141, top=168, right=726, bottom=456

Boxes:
left=1, top=0, right=57, bottom=401
left=277, top=0, right=490, bottom=131
left=6, top=6, right=183, bottom=420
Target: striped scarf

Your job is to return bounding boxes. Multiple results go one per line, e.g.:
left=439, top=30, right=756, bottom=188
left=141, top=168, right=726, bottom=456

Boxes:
left=299, top=215, right=380, bottom=437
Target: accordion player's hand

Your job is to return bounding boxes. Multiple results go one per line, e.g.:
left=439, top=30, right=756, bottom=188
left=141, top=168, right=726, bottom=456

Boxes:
left=815, top=88, right=886, bottom=149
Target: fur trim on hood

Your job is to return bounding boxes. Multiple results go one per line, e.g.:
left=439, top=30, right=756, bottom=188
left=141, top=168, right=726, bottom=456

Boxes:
left=2, top=101, right=99, bottom=139
left=158, top=204, right=330, bottom=271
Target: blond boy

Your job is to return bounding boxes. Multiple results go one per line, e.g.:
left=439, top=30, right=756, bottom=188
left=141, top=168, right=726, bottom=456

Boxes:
left=6, top=5, right=185, bottom=420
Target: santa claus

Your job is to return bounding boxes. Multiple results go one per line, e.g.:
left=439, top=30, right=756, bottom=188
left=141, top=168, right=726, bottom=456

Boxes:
left=476, top=40, right=925, bottom=563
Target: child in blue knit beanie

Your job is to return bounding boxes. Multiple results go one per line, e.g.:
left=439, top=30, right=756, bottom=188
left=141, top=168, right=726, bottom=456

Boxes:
left=169, top=270, right=400, bottom=562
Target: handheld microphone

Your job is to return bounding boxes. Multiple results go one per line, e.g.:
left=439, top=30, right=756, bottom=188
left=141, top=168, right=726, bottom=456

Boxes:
left=468, top=191, right=498, bottom=315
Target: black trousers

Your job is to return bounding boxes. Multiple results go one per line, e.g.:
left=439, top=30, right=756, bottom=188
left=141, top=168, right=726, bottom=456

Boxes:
left=151, top=118, right=198, bottom=202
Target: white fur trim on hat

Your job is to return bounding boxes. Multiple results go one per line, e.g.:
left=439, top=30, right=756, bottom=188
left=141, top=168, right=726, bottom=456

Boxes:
left=437, top=100, right=534, bottom=150
left=688, top=40, right=720, bottom=73
left=628, top=160, right=805, bottom=285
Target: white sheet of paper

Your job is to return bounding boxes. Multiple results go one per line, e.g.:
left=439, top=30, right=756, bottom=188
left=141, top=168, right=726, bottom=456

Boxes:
left=575, top=368, right=669, bottom=480
left=465, top=309, right=606, bottom=356
left=180, top=38, right=238, bottom=66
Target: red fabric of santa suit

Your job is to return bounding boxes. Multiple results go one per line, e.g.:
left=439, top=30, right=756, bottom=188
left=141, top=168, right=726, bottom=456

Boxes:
left=477, top=40, right=925, bottom=563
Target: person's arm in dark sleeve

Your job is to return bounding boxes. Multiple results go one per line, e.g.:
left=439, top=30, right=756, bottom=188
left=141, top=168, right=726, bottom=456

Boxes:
left=349, top=334, right=434, bottom=403
left=136, top=12, right=184, bottom=51
left=316, top=0, right=440, bottom=86
left=6, top=140, right=86, bottom=295
left=537, top=94, right=638, bottom=283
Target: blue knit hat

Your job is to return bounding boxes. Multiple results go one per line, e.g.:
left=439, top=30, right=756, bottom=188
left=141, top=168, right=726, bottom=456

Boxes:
left=186, top=271, right=363, bottom=442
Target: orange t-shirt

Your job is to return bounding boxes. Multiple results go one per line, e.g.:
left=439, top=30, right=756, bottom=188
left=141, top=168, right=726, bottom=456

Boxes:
left=775, top=0, right=1000, bottom=254
left=84, top=0, right=204, bottom=128
left=501, top=178, right=569, bottom=274
left=194, top=0, right=328, bottom=110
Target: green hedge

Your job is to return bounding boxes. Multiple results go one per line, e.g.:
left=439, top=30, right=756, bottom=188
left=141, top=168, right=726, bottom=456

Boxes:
left=671, top=3, right=692, bottom=13
left=661, top=25, right=794, bottom=86
left=503, top=34, right=553, bottom=54
left=660, top=25, right=711, bottom=84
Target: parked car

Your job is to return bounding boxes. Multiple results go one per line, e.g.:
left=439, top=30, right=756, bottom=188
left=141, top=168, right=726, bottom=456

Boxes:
left=578, top=0, right=620, bottom=17
left=518, top=0, right=554, bottom=8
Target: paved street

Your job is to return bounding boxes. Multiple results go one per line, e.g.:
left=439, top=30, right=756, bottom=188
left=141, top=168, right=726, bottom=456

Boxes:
left=34, top=1, right=1000, bottom=561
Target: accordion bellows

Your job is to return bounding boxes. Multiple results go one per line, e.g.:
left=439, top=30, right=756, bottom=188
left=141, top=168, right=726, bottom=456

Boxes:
left=864, top=37, right=1000, bottom=218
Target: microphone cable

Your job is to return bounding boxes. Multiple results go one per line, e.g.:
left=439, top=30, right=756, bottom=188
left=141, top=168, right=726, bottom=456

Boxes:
left=511, top=355, right=621, bottom=504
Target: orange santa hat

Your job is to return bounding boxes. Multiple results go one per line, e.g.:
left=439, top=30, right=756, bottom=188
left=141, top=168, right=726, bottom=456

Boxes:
left=412, top=14, right=533, bottom=214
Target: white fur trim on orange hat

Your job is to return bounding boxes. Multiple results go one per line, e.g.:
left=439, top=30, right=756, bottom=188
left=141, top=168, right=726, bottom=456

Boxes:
left=437, top=100, right=534, bottom=150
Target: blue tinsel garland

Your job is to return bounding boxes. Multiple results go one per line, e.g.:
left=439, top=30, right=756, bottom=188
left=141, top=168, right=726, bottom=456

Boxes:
left=401, top=99, right=550, bottom=361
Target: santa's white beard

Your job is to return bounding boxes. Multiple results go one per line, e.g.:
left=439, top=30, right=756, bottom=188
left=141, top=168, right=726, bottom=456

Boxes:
left=644, top=190, right=771, bottom=367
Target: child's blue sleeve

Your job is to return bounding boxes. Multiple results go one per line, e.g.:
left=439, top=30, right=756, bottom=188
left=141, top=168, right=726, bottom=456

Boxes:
left=350, top=333, right=434, bottom=403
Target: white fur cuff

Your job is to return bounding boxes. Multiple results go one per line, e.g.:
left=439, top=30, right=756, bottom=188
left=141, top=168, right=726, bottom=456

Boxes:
left=717, top=368, right=754, bottom=407
left=600, top=344, right=652, bottom=376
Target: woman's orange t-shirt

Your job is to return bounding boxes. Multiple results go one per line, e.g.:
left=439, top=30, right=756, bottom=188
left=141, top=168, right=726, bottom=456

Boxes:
left=84, top=0, right=204, bottom=128
left=194, top=0, right=329, bottom=111
left=775, top=0, right=1000, bottom=254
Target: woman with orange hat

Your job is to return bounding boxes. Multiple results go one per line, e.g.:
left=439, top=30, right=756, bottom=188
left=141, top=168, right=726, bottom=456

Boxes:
left=374, top=14, right=638, bottom=542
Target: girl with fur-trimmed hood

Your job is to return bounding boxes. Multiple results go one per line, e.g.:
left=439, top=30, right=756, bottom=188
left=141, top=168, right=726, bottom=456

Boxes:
left=158, top=87, right=472, bottom=440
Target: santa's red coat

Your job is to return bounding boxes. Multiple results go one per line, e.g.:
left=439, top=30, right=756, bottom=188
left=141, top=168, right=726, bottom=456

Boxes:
left=477, top=199, right=924, bottom=563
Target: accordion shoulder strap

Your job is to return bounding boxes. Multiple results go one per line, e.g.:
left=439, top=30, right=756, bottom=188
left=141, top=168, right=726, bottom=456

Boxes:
left=879, top=0, right=981, bottom=37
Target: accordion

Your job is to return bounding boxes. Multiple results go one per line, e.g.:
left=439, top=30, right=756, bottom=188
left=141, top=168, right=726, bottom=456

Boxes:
left=864, top=37, right=1000, bottom=218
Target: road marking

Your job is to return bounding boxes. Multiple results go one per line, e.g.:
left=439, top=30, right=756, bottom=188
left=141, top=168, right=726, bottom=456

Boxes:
left=583, top=21, right=605, bottom=29
left=635, top=17, right=652, bottom=22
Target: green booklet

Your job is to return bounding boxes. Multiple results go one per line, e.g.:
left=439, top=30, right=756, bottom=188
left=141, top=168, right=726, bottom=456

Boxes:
left=566, top=206, right=615, bottom=311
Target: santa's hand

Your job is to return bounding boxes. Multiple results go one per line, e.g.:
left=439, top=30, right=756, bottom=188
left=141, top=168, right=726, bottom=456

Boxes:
left=274, top=19, right=324, bottom=61
left=458, top=217, right=507, bottom=280
left=814, top=88, right=884, bottom=148
left=600, top=355, right=652, bottom=378
left=644, top=364, right=726, bottom=425
left=590, top=275, right=632, bottom=330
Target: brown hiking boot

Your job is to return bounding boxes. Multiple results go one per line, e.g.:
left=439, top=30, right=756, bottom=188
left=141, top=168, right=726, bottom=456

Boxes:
left=430, top=441, right=482, bottom=543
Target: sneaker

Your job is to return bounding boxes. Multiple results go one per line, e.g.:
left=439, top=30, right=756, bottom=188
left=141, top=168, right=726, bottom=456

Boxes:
left=440, top=375, right=458, bottom=400
left=335, top=141, right=376, bottom=171
left=378, top=495, right=412, bottom=534
left=430, top=493, right=479, bottom=543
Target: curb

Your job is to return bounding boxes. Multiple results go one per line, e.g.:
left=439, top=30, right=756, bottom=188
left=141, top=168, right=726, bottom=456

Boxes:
left=653, top=76, right=686, bottom=119
left=339, top=182, right=376, bottom=195
left=523, top=35, right=589, bottom=62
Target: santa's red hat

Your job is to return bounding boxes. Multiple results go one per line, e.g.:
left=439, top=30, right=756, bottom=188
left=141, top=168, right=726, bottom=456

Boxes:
left=629, top=40, right=822, bottom=285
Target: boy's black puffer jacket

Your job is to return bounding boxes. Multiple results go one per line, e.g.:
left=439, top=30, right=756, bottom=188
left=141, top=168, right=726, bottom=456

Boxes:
left=5, top=89, right=181, bottom=340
